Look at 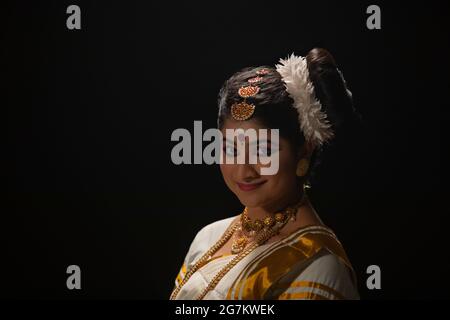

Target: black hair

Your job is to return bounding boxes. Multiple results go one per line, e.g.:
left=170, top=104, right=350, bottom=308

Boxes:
left=217, top=48, right=361, bottom=184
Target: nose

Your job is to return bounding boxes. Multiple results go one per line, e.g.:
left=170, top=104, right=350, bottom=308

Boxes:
left=236, top=163, right=260, bottom=183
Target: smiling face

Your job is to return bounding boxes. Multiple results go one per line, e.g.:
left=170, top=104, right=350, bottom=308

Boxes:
left=220, top=117, right=306, bottom=209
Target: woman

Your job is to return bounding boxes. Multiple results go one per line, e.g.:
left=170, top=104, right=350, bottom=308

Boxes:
left=170, top=48, right=360, bottom=300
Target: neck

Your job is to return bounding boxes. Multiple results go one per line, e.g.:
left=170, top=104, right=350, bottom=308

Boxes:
left=245, top=187, right=305, bottom=221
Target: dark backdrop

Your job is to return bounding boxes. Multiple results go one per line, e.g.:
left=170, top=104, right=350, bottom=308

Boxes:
left=2, top=0, right=449, bottom=299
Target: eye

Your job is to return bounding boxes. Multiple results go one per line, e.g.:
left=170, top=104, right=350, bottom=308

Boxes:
left=257, top=143, right=278, bottom=157
left=224, top=145, right=238, bottom=157
left=257, top=145, right=270, bottom=157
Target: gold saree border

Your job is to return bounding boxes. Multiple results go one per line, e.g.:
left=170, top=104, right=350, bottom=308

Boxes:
left=278, top=281, right=346, bottom=300
left=226, top=225, right=356, bottom=300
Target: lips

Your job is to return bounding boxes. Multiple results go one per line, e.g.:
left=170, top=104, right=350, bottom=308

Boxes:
left=236, top=181, right=267, bottom=191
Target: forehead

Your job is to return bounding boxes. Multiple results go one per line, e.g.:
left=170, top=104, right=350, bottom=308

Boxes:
left=220, top=118, right=268, bottom=131
left=220, top=118, right=282, bottom=144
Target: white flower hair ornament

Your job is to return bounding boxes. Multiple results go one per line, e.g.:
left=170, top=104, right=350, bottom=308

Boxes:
left=276, top=54, right=334, bottom=148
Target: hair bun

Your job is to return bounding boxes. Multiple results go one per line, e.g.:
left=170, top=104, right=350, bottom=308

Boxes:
left=306, top=48, right=361, bottom=138
left=306, top=48, right=337, bottom=69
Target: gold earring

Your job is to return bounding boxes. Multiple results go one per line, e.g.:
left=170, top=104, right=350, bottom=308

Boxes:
left=296, top=158, right=309, bottom=177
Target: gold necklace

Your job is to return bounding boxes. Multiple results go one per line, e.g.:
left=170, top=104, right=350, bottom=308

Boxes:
left=169, top=221, right=239, bottom=300
left=170, top=193, right=307, bottom=300
left=231, top=194, right=307, bottom=254
left=195, top=225, right=280, bottom=300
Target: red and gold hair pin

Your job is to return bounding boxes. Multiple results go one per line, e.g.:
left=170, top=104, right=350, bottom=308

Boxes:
left=256, top=68, right=270, bottom=75
left=247, top=76, right=264, bottom=84
left=230, top=69, right=270, bottom=121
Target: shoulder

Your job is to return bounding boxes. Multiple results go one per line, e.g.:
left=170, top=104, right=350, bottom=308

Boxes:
left=285, top=226, right=359, bottom=298
left=184, top=216, right=237, bottom=268
left=277, top=252, right=360, bottom=300
left=227, top=225, right=359, bottom=299
left=192, top=215, right=237, bottom=247
left=273, top=225, right=359, bottom=300
left=303, top=253, right=352, bottom=281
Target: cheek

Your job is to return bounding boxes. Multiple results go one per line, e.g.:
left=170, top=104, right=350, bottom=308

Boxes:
left=267, top=152, right=297, bottom=185
left=220, top=164, right=234, bottom=185
left=281, top=154, right=298, bottom=174
left=220, top=164, right=241, bottom=194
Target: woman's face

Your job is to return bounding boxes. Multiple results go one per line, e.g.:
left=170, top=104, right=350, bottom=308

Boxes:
left=220, top=117, right=304, bottom=209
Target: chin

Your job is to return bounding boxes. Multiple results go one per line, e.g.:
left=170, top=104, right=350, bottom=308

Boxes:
left=235, top=192, right=269, bottom=208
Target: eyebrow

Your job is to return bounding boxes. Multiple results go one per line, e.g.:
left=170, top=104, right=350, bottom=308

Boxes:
left=222, top=138, right=277, bottom=146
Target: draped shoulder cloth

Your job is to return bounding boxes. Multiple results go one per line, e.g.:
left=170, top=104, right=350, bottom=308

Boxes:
left=173, top=216, right=359, bottom=300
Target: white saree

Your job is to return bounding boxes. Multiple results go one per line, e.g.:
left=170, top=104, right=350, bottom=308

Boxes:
left=172, top=216, right=359, bottom=300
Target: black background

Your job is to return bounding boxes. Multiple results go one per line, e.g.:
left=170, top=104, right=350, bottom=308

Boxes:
left=2, top=0, right=449, bottom=299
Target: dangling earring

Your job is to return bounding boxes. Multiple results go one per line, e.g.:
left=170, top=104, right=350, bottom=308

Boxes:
left=296, top=158, right=309, bottom=177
